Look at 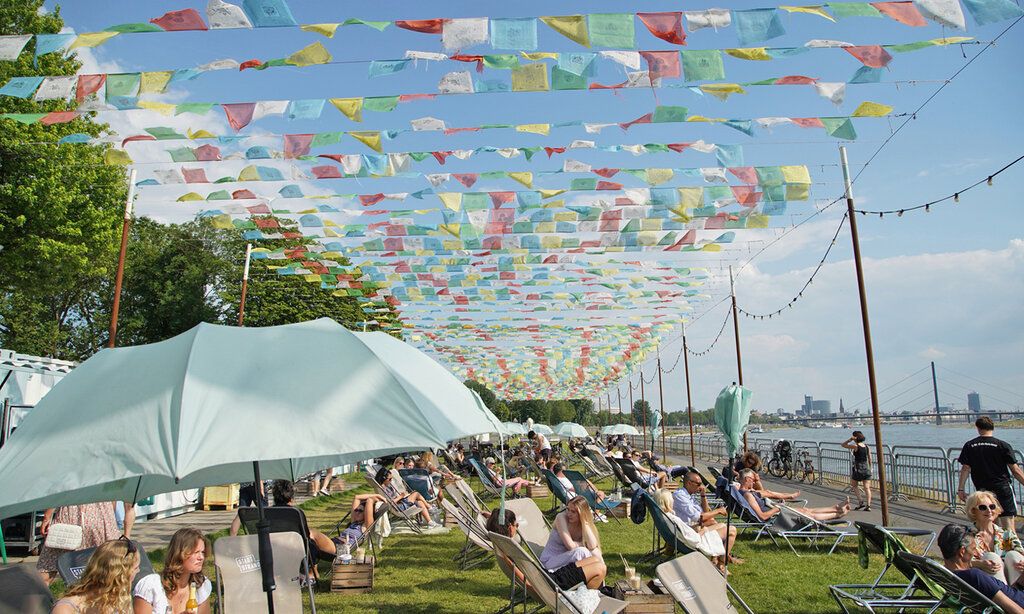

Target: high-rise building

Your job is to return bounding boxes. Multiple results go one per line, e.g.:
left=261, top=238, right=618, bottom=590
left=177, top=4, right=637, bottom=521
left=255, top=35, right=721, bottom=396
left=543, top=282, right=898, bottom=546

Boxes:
left=839, top=398, right=845, bottom=415
left=968, top=392, right=981, bottom=415
left=812, top=400, right=831, bottom=415
left=802, top=395, right=813, bottom=414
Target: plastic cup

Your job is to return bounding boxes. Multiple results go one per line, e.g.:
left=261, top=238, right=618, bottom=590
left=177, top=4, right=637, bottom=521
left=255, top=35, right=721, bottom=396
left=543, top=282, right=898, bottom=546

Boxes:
left=355, top=547, right=366, bottom=564
left=628, top=575, right=642, bottom=590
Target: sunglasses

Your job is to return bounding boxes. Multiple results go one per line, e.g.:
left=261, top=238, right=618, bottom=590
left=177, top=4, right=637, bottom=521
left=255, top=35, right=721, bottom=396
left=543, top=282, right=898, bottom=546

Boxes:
left=976, top=504, right=998, bottom=512
left=119, top=535, right=137, bottom=558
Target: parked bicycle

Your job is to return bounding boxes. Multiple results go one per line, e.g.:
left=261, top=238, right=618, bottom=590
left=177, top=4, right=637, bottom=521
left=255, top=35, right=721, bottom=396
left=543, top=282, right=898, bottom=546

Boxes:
left=795, top=448, right=816, bottom=483
left=767, top=440, right=794, bottom=478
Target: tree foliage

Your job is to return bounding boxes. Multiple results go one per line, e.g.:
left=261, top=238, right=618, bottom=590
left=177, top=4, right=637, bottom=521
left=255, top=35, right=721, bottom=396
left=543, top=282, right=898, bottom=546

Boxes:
left=632, top=399, right=655, bottom=429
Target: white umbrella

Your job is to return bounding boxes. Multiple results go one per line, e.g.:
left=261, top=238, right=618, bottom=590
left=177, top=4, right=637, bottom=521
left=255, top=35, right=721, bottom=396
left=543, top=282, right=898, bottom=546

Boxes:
left=0, top=318, right=501, bottom=610
left=554, top=422, right=590, bottom=438
left=600, top=424, right=641, bottom=436
left=501, top=421, right=527, bottom=435
left=530, top=423, right=554, bottom=436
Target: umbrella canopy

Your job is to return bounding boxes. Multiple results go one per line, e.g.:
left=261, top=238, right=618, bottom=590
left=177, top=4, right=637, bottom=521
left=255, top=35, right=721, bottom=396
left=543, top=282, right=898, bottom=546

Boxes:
left=0, top=318, right=501, bottom=519
left=713, top=384, right=753, bottom=458
left=530, top=423, right=554, bottom=436
left=553, top=422, right=589, bottom=438
left=600, top=424, right=640, bottom=436
left=500, top=422, right=527, bottom=436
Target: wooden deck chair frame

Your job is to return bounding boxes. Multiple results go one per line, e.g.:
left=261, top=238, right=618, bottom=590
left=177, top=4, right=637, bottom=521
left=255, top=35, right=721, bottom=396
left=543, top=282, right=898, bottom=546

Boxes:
left=57, top=539, right=155, bottom=590
left=895, top=551, right=1005, bottom=614
left=488, top=532, right=627, bottom=614
left=441, top=498, right=493, bottom=571
left=656, top=551, right=755, bottom=614
left=562, top=469, right=622, bottom=524
left=214, top=532, right=307, bottom=614
left=829, top=522, right=939, bottom=613
left=364, top=473, right=425, bottom=535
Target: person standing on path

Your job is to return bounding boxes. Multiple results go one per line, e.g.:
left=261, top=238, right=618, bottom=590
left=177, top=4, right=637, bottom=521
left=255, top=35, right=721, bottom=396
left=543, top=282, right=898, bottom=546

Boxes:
left=842, top=431, right=873, bottom=511
left=957, top=416, right=1024, bottom=530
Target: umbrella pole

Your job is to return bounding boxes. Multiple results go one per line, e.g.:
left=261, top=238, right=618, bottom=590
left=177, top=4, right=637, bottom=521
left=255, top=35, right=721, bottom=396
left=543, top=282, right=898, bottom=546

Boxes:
left=729, top=267, right=747, bottom=453
left=237, top=243, right=253, bottom=326
left=252, top=461, right=277, bottom=613
left=656, top=357, right=667, bottom=463
left=108, top=168, right=136, bottom=349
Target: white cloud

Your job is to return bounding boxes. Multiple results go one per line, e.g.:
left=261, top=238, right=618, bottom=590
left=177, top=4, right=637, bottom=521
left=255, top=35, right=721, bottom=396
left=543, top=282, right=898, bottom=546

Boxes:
left=919, top=346, right=946, bottom=360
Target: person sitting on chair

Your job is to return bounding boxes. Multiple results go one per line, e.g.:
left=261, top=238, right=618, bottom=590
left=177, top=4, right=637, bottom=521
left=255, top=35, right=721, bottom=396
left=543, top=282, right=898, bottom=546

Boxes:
left=336, top=493, right=387, bottom=548
left=133, top=528, right=212, bottom=614
left=552, top=463, right=608, bottom=505
left=964, top=491, right=1024, bottom=588
left=939, top=523, right=1024, bottom=613
left=484, top=457, right=530, bottom=495
left=52, top=539, right=139, bottom=614
left=629, top=451, right=668, bottom=488
left=655, top=489, right=729, bottom=574
left=738, top=469, right=849, bottom=521
left=540, top=496, right=609, bottom=592
left=672, top=471, right=740, bottom=563
left=374, top=467, right=439, bottom=528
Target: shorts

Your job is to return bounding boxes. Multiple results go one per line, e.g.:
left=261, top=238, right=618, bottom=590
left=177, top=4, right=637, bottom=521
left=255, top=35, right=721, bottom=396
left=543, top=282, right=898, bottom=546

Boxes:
left=396, top=499, right=417, bottom=512
left=239, top=484, right=265, bottom=507
left=851, top=463, right=871, bottom=482
left=984, top=483, right=1018, bottom=517
left=540, top=448, right=552, bottom=462
left=550, top=562, right=586, bottom=590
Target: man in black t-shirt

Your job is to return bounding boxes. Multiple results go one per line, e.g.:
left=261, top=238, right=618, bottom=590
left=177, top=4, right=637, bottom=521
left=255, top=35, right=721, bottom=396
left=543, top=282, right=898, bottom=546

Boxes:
left=957, top=416, right=1024, bottom=529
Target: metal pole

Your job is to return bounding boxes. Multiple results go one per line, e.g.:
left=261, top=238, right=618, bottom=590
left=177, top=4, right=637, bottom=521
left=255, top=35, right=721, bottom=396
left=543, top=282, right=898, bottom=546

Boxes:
left=657, top=356, right=668, bottom=462
left=840, top=145, right=890, bottom=526
left=607, top=392, right=613, bottom=422
left=237, top=243, right=253, bottom=327
left=931, top=361, right=942, bottom=426
left=252, top=461, right=277, bottom=613
left=729, top=266, right=747, bottom=452
left=616, top=388, right=622, bottom=416
left=682, top=324, right=697, bottom=467
left=640, top=374, right=648, bottom=452
left=107, top=168, right=137, bottom=348
left=628, top=380, right=635, bottom=427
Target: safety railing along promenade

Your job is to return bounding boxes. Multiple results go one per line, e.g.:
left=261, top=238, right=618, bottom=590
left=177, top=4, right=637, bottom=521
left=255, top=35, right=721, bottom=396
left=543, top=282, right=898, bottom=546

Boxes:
left=625, top=433, right=1024, bottom=516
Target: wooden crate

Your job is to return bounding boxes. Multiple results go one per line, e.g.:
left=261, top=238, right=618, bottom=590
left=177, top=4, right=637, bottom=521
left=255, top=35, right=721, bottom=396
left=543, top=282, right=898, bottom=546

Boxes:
left=331, top=556, right=374, bottom=594
left=326, top=478, right=347, bottom=493
left=292, top=481, right=314, bottom=497
left=662, top=481, right=679, bottom=492
left=613, top=579, right=674, bottom=613
left=201, top=484, right=239, bottom=510
left=607, top=499, right=631, bottom=518
left=527, top=483, right=550, bottom=498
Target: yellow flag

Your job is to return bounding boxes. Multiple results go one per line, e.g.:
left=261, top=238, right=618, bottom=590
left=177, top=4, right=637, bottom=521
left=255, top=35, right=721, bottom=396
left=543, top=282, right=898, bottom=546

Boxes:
left=440, top=223, right=461, bottom=237
left=238, top=165, right=260, bottom=181
left=140, top=71, right=173, bottom=94
left=780, top=5, right=836, bottom=21
left=323, top=219, right=340, bottom=227
left=516, top=123, right=551, bottom=136
left=301, top=23, right=342, bottom=38
left=535, top=221, right=556, bottom=234
left=852, top=101, right=894, bottom=117
left=539, top=188, right=566, bottom=199
left=187, top=128, right=215, bottom=139
left=700, top=83, right=746, bottom=101
left=176, top=192, right=203, bottom=201
left=641, top=219, right=663, bottom=231
left=931, top=36, right=973, bottom=46
left=520, top=51, right=559, bottom=61
left=780, top=165, right=811, bottom=184
left=330, top=97, right=363, bottom=122
left=747, top=214, right=769, bottom=228
left=786, top=184, right=810, bottom=201
left=508, top=172, right=533, bottom=188
left=511, top=63, right=549, bottom=92
left=701, top=243, right=723, bottom=252
left=438, top=192, right=463, bottom=211
left=103, top=149, right=132, bottom=165
left=543, top=199, right=565, bottom=209
left=138, top=101, right=176, bottom=115
left=725, top=47, right=771, bottom=61
left=303, top=274, right=321, bottom=283
left=678, top=187, right=703, bottom=208
left=541, top=236, right=562, bottom=249
left=645, top=168, right=674, bottom=186
left=686, top=115, right=726, bottom=123
left=349, top=131, right=382, bottom=152
left=287, top=41, right=332, bottom=67
left=211, top=214, right=234, bottom=229
left=540, top=15, right=590, bottom=47
left=70, top=31, right=118, bottom=49
left=554, top=211, right=576, bottom=222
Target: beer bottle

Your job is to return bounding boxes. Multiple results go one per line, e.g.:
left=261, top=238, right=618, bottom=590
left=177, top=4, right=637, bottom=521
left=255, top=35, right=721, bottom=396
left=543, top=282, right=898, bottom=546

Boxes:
left=185, top=581, right=198, bottom=614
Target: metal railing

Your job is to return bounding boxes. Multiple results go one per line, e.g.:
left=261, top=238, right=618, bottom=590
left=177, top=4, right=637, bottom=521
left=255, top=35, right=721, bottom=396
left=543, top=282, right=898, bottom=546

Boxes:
left=622, top=433, right=1022, bottom=517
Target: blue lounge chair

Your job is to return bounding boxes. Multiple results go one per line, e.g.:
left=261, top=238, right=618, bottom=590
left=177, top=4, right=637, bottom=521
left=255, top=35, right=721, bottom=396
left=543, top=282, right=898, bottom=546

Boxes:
left=562, top=469, right=622, bottom=523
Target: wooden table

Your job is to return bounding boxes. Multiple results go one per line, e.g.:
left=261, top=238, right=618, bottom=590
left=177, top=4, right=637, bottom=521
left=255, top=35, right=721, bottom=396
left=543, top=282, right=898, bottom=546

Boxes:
left=613, top=579, right=675, bottom=613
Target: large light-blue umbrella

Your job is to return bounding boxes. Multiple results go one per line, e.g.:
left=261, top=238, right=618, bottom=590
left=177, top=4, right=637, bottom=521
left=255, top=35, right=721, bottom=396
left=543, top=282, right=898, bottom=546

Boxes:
left=713, top=383, right=753, bottom=458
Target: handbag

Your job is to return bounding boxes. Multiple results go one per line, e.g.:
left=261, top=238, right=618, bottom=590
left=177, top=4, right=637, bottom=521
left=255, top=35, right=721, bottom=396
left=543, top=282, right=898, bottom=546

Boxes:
left=44, top=523, right=83, bottom=550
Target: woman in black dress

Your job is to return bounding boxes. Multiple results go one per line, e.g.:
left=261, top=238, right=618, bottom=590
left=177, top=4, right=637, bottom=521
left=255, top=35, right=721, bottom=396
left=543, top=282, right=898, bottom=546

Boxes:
left=842, top=431, right=872, bottom=511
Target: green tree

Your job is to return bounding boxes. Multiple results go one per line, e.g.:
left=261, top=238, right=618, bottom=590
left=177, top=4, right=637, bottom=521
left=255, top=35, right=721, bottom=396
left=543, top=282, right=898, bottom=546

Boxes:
left=492, top=400, right=511, bottom=422
left=510, top=399, right=548, bottom=424
left=632, top=399, right=655, bottom=428
left=570, top=398, right=594, bottom=424
left=0, top=1, right=128, bottom=358
left=548, top=400, right=575, bottom=424
left=464, top=379, right=498, bottom=410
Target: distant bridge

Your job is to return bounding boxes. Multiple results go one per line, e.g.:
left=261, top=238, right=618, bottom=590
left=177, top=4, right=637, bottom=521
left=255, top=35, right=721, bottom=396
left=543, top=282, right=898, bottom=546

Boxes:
left=779, top=411, right=1024, bottom=426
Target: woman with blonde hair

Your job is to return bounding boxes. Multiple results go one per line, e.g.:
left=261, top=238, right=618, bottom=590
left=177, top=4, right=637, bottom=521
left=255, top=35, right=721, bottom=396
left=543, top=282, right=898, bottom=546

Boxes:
left=540, top=496, right=608, bottom=591
left=655, top=489, right=728, bottom=573
left=965, top=491, right=1024, bottom=588
left=52, top=538, right=139, bottom=613
left=133, top=528, right=211, bottom=613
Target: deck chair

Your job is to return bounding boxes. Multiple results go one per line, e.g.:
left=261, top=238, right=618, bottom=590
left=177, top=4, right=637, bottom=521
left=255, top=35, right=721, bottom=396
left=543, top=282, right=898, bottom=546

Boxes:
left=607, top=456, right=634, bottom=491
left=896, top=551, right=1005, bottom=613
left=364, top=474, right=425, bottom=534
left=582, top=445, right=616, bottom=478
left=502, top=497, right=552, bottom=559
left=332, top=501, right=386, bottom=562
left=489, top=532, right=627, bottom=614
left=214, top=533, right=307, bottom=614
left=656, top=552, right=755, bottom=614
left=441, top=498, right=493, bottom=570
left=829, top=522, right=939, bottom=613
left=543, top=469, right=572, bottom=513
left=399, top=467, right=439, bottom=502
left=637, top=490, right=699, bottom=564
left=0, top=565, right=52, bottom=614
left=614, top=457, right=659, bottom=491
left=469, top=457, right=516, bottom=501
left=57, top=539, right=155, bottom=589
left=446, top=481, right=487, bottom=518
left=562, top=469, right=622, bottom=523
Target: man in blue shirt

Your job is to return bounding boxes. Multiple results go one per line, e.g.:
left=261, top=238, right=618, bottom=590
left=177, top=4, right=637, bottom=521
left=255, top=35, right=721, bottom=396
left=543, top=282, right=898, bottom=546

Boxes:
left=939, top=523, right=1024, bottom=613
left=672, top=471, right=740, bottom=562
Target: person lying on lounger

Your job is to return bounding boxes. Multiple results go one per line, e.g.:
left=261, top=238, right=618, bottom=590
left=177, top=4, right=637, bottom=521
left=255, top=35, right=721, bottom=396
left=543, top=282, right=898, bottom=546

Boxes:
left=629, top=451, right=668, bottom=489
left=374, top=467, right=440, bottom=528
left=738, top=469, right=849, bottom=522
left=484, top=457, right=530, bottom=495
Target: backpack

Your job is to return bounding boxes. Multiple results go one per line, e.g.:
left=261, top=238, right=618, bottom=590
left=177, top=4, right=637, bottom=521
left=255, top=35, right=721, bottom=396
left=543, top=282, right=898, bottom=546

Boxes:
left=629, top=489, right=647, bottom=524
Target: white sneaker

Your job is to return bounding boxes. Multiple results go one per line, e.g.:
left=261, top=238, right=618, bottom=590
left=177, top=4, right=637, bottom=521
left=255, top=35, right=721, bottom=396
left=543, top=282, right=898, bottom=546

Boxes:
left=318, top=489, right=330, bottom=497
left=425, top=521, right=441, bottom=529
left=596, top=513, right=608, bottom=523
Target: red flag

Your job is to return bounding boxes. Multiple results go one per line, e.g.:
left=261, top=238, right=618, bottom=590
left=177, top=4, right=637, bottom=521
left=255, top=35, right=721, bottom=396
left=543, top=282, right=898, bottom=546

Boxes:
left=731, top=186, right=762, bottom=205
left=76, top=74, right=105, bottom=103
left=431, top=151, right=453, bottom=165
left=359, top=193, right=386, bottom=206
left=775, top=75, right=817, bottom=85
left=239, top=59, right=264, bottom=71
left=544, top=147, right=566, bottom=157
left=667, top=143, right=691, bottom=153
left=791, top=117, right=826, bottom=129
left=443, top=127, right=480, bottom=136
left=232, top=189, right=257, bottom=200
left=640, top=51, right=681, bottom=80
left=637, top=12, right=686, bottom=45
left=489, top=192, right=515, bottom=208
left=450, top=54, right=485, bottom=72
left=593, top=168, right=619, bottom=178
left=844, top=45, right=893, bottom=68
left=121, top=135, right=156, bottom=147
left=395, top=19, right=443, bottom=34
left=40, top=111, right=78, bottom=126
left=871, top=2, right=927, bottom=25
left=194, top=144, right=221, bottom=161
left=246, top=204, right=272, bottom=215
left=620, top=113, right=653, bottom=131
left=283, top=134, right=314, bottom=159
left=596, top=181, right=623, bottom=191
left=312, top=165, right=343, bottom=179
left=222, top=103, right=256, bottom=131
left=181, top=168, right=209, bottom=183
left=453, top=173, right=478, bottom=187
left=150, top=8, right=208, bottom=31
left=728, top=166, right=758, bottom=184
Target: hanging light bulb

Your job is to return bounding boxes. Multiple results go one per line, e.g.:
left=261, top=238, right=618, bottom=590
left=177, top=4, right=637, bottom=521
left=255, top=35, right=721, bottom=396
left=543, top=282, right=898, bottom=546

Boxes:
left=925, top=204, right=930, bottom=213
left=954, top=193, right=960, bottom=203
left=987, top=176, right=993, bottom=186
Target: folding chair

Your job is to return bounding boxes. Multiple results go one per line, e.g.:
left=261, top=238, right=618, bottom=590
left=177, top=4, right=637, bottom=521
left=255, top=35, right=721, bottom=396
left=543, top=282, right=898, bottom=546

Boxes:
left=829, top=521, right=940, bottom=613
left=332, top=501, right=386, bottom=562
left=399, top=467, right=439, bottom=502
left=542, top=469, right=572, bottom=513
left=489, top=532, right=627, bottom=614
left=441, top=498, right=493, bottom=570
left=502, top=497, right=552, bottom=559
left=581, top=445, right=616, bottom=480
left=57, top=539, right=155, bottom=589
left=656, top=552, right=755, bottom=614
left=469, top=457, right=522, bottom=501
left=614, top=457, right=659, bottom=491
left=0, top=565, right=52, bottom=614
left=364, top=474, right=425, bottom=534
left=446, top=481, right=487, bottom=518
left=637, top=489, right=699, bottom=564
left=214, top=533, right=307, bottom=614
left=896, top=551, right=1005, bottom=613
left=562, top=469, right=622, bottom=523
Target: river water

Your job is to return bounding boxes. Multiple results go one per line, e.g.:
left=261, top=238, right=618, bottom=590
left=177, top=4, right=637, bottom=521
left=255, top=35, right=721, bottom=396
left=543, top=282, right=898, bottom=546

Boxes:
left=693, top=423, right=1023, bottom=452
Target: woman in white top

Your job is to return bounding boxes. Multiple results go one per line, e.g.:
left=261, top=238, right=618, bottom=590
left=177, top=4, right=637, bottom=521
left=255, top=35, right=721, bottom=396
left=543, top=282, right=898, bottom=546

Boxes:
left=133, top=528, right=212, bottom=614
left=52, top=538, right=139, bottom=614
left=655, top=489, right=727, bottom=574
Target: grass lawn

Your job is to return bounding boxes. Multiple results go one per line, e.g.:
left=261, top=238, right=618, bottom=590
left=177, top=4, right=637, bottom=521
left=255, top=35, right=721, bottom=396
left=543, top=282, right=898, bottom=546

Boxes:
left=115, top=473, right=942, bottom=613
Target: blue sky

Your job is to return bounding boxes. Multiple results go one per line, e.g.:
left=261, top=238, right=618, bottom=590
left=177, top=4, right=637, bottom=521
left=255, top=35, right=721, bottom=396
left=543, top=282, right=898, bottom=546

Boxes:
left=44, top=0, right=1024, bottom=413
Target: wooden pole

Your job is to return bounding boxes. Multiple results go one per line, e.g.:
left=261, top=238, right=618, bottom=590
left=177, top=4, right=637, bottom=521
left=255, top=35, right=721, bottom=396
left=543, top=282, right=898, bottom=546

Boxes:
left=840, top=145, right=890, bottom=526
left=729, top=266, right=747, bottom=452
left=237, top=243, right=253, bottom=326
left=682, top=324, right=697, bottom=467
left=656, top=356, right=668, bottom=462
left=107, top=168, right=137, bottom=348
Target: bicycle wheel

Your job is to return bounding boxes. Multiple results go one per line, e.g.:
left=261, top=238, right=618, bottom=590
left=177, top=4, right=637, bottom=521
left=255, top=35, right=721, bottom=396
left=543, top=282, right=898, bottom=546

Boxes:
left=767, top=458, right=786, bottom=478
